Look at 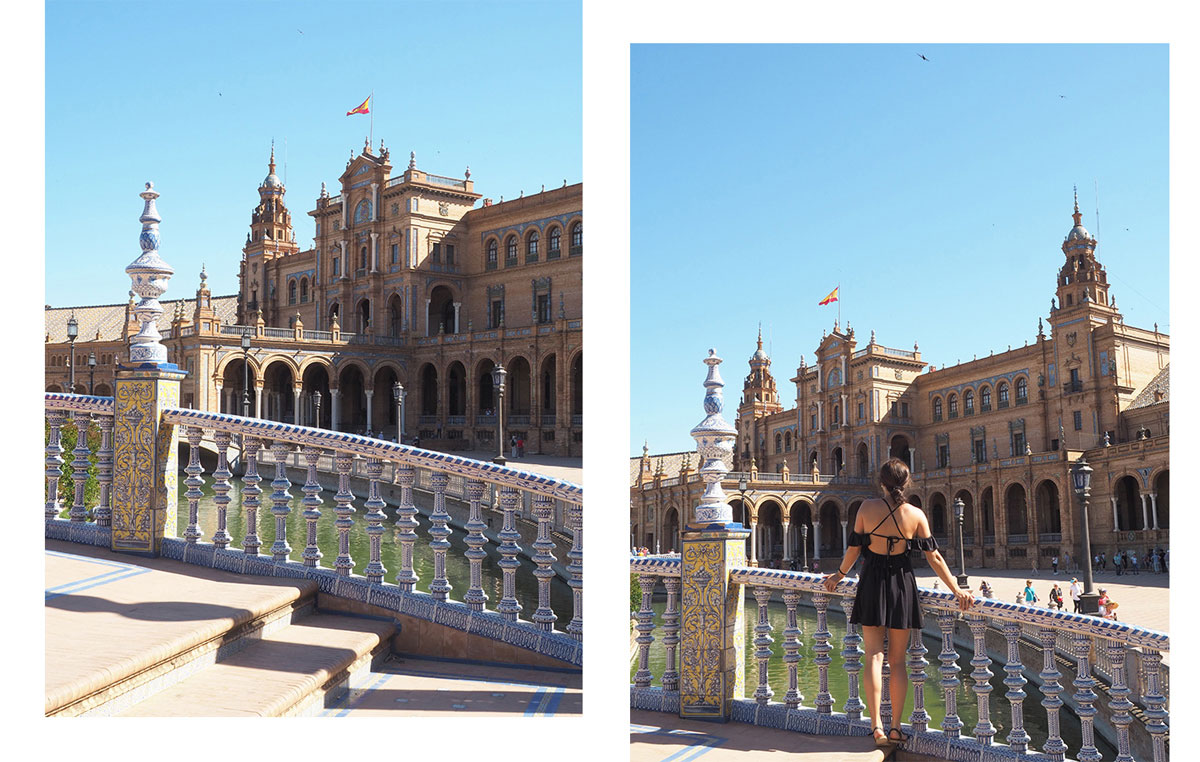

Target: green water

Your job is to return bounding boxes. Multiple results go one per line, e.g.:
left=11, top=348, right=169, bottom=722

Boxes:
left=634, top=600, right=1118, bottom=759
left=177, top=479, right=575, bottom=627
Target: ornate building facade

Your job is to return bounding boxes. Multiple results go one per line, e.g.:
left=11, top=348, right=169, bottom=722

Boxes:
left=46, top=141, right=583, bottom=456
left=633, top=197, right=1167, bottom=569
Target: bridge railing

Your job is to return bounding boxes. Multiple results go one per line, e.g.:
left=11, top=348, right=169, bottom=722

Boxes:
left=45, top=393, right=583, bottom=653
left=630, top=556, right=1167, bottom=762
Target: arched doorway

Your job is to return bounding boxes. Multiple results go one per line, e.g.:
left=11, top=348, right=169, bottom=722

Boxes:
left=476, top=359, right=496, bottom=414
left=831, top=447, right=844, bottom=476
left=819, top=500, right=841, bottom=557
left=356, top=298, right=371, bottom=333
left=419, top=364, right=439, bottom=417
left=789, top=501, right=814, bottom=563
left=507, top=356, right=532, bottom=417
left=301, top=362, right=331, bottom=428
left=757, top=500, right=785, bottom=567
left=338, top=365, right=367, bottom=433
left=388, top=293, right=403, bottom=337
left=954, top=489, right=975, bottom=544
left=221, top=357, right=257, bottom=416
left=428, top=285, right=457, bottom=335
left=447, top=362, right=467, bottom=416
left=856, top=442, right=869, bottom=478
left=1035, top=480, right=1061, bottom=536
left=570, top=352, right=582, bottom=420
left=372, top=365, right=402, bottom=438
left=890, top=435, right=913, bottom=469
left=663, top=506, right=680, bottom=553
left=1115, top=475, right=1143, bottom=530
left=929, top=492, right=948, bottom=540
left=262, top=361, right=296, bottom=423
left=980, top=487, right=995, bottom=539
left=1005, top=484, right=1028, bottom=537
left=541, top=354, right=557, bottom=420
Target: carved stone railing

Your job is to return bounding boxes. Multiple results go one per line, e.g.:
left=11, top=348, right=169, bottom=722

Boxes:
left=45, top=393, right=584, bottom=664
left=630, top=556, right=1167, bottom=762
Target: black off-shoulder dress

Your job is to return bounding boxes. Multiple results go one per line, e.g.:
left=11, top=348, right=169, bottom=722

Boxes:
left=847, top=503, right=938, bottom=629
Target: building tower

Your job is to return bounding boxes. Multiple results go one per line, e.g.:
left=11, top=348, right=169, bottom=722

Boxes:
left=736, top=329, right=783, bottom=470
left=239, top=142, right=299, bottom=325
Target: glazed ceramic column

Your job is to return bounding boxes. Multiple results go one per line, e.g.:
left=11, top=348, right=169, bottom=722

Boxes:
left=633, top=574, right=657, bottom=688
left=783, top=590, right=806, bottom=710
left=95, top=414, right=115, bottom=527
left=269, top=441, right=293, bottom=562
left=968, top=614, right=997, bottom=746
left=497, top=486, right=523, bottom=621
left=394, top=464, right=419, bottom=591
left=428, top=473, right=453, bottom=601
left=1140, top=650, right=1168, bottom=762
left=210, top=430, right=233, bottom=549
left=1072, top=632, right=1103, bottom=762
left=1003, top=621, right=1030, bottom=752
left=938, top=611, right=963, bottom=737
left=839, top=595, right=863, bottom=718
left=112, top=182, right=185, bottom=555
left=183, top=426, right=205, bottom=543
left=661, top=575, right=681, bottom=691
left=333, top=452, right=355, bottom=576
left=907, top=628, right=930, bottom=733
left=363, top=457, right=387, bottom=583
left=566, top=500, right=584, bottom=641
left=300, top=446, right=324, bottom=567
left=69, top=414, right=91, bottom=522
left=752, top=586, right=774, bottom=705
left=1038, top=626, right=1067, bottom=761
left=45, top=409, right=66, bottom=518
left=241, top=437, right=263, bottom=556
left=531, top=493, right=558, bottom=631
left=679, top=350, right=750, bottom=722
left=1106, top=641, right=1136, bottom=762
left=463, top=480, right=489, bottom=611
left=811, top=592, right=834, bottom=713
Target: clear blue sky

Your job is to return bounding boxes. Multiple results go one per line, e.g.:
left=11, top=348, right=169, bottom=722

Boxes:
left=630, top=43, right=1168, bottom=456
left=45, top=0, right=580, bottom=307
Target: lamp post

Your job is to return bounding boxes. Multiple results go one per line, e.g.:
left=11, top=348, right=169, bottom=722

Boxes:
left=66, top=314, right=79, bottom=392
left=241, top=332, right=251, bottom=418
left=954, top=497, right=969, bottom=589
left=88, top=352, right=97, bottom=395
left=492, top=363, right=507, bottom=465
left=312, top=390, right=322, bottom=431
left=801, top=522, right=809, bottom=571
left=1072, top=455, right=1100, bottom=614
left=393, top=381, right=406, bottom=444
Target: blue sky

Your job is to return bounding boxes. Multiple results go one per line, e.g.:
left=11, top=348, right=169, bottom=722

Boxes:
left=630, top=43, right=1169, bottom=456
left=45, top=0, right=581, bottom=307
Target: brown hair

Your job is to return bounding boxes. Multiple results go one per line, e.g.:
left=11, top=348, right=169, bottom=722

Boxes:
left=879, top=457, right=910, bottom=507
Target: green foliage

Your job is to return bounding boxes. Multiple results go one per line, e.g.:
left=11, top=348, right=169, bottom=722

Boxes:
left=631, top=573, right=641, bottom=614
left=45, top=415, right=102, bottom=519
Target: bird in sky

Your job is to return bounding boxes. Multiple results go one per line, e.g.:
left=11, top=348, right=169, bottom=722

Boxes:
left=297, top=28, right=304, bottom=34
left=917, top=53, right=930, bottom=62
left=1059, top=94, right=1067, bottom=99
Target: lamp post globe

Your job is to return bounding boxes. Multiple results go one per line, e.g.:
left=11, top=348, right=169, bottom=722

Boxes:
left=954, top=497, right=969, bottom=589
left=392, top=381, right=406, bottom=444
left=66, top=314, right=79, bottom=392
left=88, top=352, right=97, bottom=395
left=1072, top=455, right=1099, bottom=614
left=492, top=363, right=507, bottom=465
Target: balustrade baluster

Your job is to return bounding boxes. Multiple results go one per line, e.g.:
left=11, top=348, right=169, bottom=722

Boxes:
left=1140, top=649, right=1168, bottom=762
left=69, top=414, right=91, bottom=522
left=45, top=409, right=67, bottom=518
left=496, top=486, right=523, bottom=621
left=907, top=627, right=930, bottom=733
left=211, top=430, right=233, bottom=548
left=634, top=574, right=657, bottom=688
left=241, top=436, right=263, bottom=556
left=661, top=575, right=680, bottom=692
left=1037, top=626, right=1066, bottom=761
left=300, top=446, right=323, bottom=567
left=333, top=452, right=355, bottom=576
left=95, top=415, right=114, bottom=526
left=183, top=426, right=204, bottom=543
left=968, top=614, right=997, bottom=746
left=393, top=463, right=419, bottom=590
left=266, top=441, right=291, bottom=562
left=937, top=611, right=963, bottom=737
left=1106, top=640, right=1136, bottom=762
left=1071, top=632, right=1103, bottom=762
left=428, top=473, right=452, bottom=600
left=463, top=480, right=488, bottom=610
left=363, top=458, right=387, bottom=583
left=881, top=632, right=892, bottom=729
left=753, top=586, right=774, bottom=705
left=531, top=493, right=557, bottom=630
left=811, top=592, right=833, bottom=713
left=1003, top=621, right=1030, bottom=752
left=566, top=500, right=584, bottom=641
left=838, top=595, right=861, bottom=718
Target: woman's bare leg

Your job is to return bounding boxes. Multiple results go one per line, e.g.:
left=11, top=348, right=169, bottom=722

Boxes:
left=887, top=628, right=911, bottom=734
left=861, top=626, right=886, bottom=737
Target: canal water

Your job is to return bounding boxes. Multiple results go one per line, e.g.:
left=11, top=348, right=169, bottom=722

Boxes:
left=634, top=600, right=1118, bottom=759
left=177, top=479, right=574, bottom=627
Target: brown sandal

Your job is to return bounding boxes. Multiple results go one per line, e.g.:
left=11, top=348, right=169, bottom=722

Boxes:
left=872, top=727, right=891, bottom=746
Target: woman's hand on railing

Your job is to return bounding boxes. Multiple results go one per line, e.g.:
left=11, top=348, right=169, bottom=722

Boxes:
left=821, top=571, right=844, bottom=593
left=953, top=587, right=975, bottom=611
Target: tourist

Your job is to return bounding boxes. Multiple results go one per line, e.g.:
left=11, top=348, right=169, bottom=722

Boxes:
left=980, top=581, right=993, bottom=599
left=1114, top=551, right=1122, bottom=576
left=1096, top=588, right=1110, bottom=614
left=1153, top=548, right=1163, bottom=574
left=1099, top=551, right=1106, bottom=571
left=510, top=435, right=518, bottom=459
left=822, top=458, right=972, bottom=747
left=1130, top=550, right=1139, bottom=575
left=1052, top=555, right=1059, bottom=575
left=1049, top=584, right=1063, bottom=611
left=1104, top=600, right=1119, bottom=620
left=1023, top=580, right=1039, bottom=605
left=1063, top=550, right=1073, bottom=574
left=1069, top=578, right=1082, bottom=613
left=1030, top=556, right=1038, bottom=574
left=517, top=436, right=525, bottom=457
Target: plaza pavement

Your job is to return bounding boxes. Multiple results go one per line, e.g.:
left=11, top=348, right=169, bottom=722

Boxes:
left=911, top=564, right=1169, bottom=635
left=451, top=449, right=582, bottom=485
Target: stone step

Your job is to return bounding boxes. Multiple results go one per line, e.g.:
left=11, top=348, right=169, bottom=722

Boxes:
left=118, top=613, right=395, bottom=716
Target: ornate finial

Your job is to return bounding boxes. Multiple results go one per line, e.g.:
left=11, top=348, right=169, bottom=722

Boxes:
left=870, top=329, right=876, bottom=344
left=541, top=184, right=545, bottom=193
left=200, top=263, right=208, bottom=284
left=465, top=165, right=471, bottom=180
left=757, top=324, right=763, bottom=350
left=643, top=441, right=649, bottom=458
left=834, top=318, right=839, bottom=332
left=519, top=190, right=524, bottom=198
left=914, top=341, right=919, bottom=352
left=1073, top=185, right=1079, bottom=214
left=409, top=151, right=416, bottom=170
left=364, top=135, right=371, bottom=153
left=321, top=181, right=327, bottom=198
left=689, top=349, right=739, bottom=528
left=563, top=179, right=567, bottom=187
left=269, top=139, right=276, bottom=173
left=1038, top=316, right=1044, bottom=335
left=379, top=137, right=385, bottom=151
left=125, top=181, right=174, bottom=365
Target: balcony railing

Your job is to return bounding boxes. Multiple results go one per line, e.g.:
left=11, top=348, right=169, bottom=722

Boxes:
left=44, top=393, right=584, bottom=655
left=630, top=556, right=1168, bottom=762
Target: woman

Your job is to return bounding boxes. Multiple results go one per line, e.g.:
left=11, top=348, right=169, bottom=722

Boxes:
left=1049, top=584, right=1063, bottom=611
left=1023, top=580, right=1038, bottom=605
left=823, top=458, right=972, bottom=747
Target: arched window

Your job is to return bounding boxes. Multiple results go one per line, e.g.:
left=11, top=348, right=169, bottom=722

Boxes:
left=354, top=199, right=372, bottom=224
left=833, top=404, right=841, bottom=424
left=998, top=382, right=1010, bottom=408
left=570, top=221, right=582, bottom=253
left=948, top=393, right=958, bottom=419
left=288, top=280, right=297, bottom=305
left=964, top=388, right=975, bottom=414
left=775, top=433, right=782, bottom=454
left=548, top=226, right=561, bottom=256
left=486, top=239, right=498, bottom=268
left=300, top=278, right=309, bottom=302
left=360, top=246, right=368, bottom=270
left=981, top=385, right=992, bottom=411
left=1016, top=377, right=1028, bottom=403
left=933, top=397, right=943, bottom=421
left=505, top=235, right=518, bottom=264
left=526, top=230, right=539, bottom=261
left=784, top=431, right=792, bottom=451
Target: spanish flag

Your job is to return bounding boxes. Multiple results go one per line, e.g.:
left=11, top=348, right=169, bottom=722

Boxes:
left=346, top=96, right=371, bottom=116
left=818, top=286, right=839, bottom=306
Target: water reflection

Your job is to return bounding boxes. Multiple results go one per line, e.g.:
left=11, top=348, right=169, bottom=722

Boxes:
left=178, top=479, right=573, bottom=626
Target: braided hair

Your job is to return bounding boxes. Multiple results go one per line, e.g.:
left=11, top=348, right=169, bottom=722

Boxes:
left=880, top=457, right=910, bottom=508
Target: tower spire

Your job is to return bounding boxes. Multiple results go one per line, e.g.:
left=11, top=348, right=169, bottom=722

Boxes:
left=269, top=139, right=276, bottom=175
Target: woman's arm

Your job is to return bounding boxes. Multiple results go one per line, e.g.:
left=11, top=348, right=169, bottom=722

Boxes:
left=822, top=507, right=865, bottom=591
left=915, top=513, right=973, bottom=610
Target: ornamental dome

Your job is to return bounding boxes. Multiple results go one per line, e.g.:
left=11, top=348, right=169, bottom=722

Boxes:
left=1067, top=221, right=1091, bottom=241
left=263, top=172, right=283, bottom=189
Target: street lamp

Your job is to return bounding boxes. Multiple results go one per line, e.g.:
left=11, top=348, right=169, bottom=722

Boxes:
left=312, top=390, right=322, bottom=430
left=393, top=381, right=406, bottom=444
left=88, top=352, right=97, bottom=395
left=492, top=363, right=507, bottom=465
left=801, top=522, right=809, bottom=571
left=241, top=332, right=252, bottom=418
left=1072, top=455, right=1100, bottom=614
left=954, top=497, right=969, bottom=589
left=66, top=314, right=79, bottom=392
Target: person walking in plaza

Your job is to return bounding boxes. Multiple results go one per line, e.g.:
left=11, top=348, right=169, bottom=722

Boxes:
left=1052, top=555, right=1059, bottom=575
left=510, top=435, right=518, bottom=459
left=1069, top=578, right=1082, bottom=613
left=1100, top=551, right=1106, bottom=571
left=1131, top=550, right=1139, bottom=575
left=1023, top=580, right=1039, bottom=606
left=1049, top=584, right=1063, bottom=611
left=823, top=458, right=972, bottom=748
left=1114, top=551, right=1122, bottom=576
